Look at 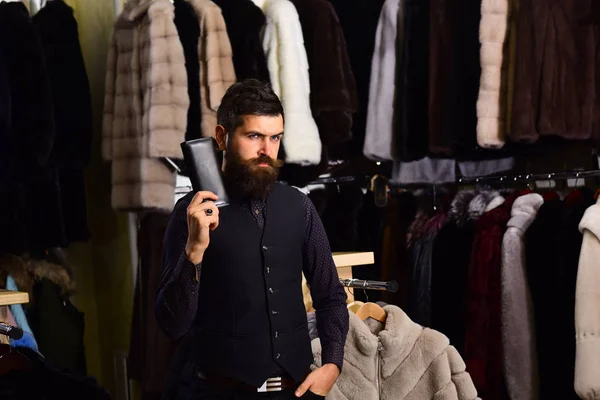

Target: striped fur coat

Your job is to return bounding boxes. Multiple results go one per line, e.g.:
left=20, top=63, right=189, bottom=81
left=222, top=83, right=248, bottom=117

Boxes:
left=102, top=0, right=189, bottom=211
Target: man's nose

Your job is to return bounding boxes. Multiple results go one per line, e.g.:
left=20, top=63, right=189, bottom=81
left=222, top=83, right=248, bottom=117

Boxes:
left=259, top=139, right=273, bottom=157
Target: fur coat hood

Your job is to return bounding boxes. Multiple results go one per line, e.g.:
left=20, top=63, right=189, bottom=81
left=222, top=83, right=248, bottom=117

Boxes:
left=311, top=306, right=479, bottom=399
left=0, top=251, right=76, bottom=304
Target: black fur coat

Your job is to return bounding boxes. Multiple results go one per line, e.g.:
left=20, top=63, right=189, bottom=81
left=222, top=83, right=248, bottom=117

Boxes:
left=0, top=1, right=67, bottom=254
left=33, top=0, right=93, bottom=244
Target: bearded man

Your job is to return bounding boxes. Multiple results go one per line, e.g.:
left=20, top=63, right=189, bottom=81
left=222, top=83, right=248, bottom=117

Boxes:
left=155, top=79, right=349, bottom=399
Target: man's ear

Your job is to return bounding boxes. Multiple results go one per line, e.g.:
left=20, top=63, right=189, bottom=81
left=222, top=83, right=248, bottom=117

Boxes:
left=215, top=125, right=227, bottom=151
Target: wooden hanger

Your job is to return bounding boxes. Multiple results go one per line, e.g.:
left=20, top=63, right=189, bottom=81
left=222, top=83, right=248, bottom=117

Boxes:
left=355, top=302, right=386, bottom=323
left=347, top=301, right=364, bottom=313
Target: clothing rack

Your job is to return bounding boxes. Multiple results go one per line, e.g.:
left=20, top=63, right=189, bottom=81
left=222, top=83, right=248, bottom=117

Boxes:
left=340, top=278, right=399, bottom=293
left=455, top=169, right=600, bottom=185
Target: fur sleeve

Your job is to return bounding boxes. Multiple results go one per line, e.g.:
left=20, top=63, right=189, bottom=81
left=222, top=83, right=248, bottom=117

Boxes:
left=363, top=0, right=401, bottom=162
left=476, top=0, right=509, bottom=149
left=271, top=1, right=321, bottom=165
left=446, top=346, right=480, bottom=400
left=144, top=3, right=189, bottom=158
left=194, top=0, right=236, bottom=138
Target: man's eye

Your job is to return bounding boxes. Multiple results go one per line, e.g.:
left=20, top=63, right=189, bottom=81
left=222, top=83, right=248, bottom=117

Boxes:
left=272, top=135, right=281, bottom=141
left=249, top=134, right=259, bottom=139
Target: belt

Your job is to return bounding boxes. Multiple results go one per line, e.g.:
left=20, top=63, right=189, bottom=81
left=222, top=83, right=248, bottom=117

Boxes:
left=196, top=371, right=297, bottom=393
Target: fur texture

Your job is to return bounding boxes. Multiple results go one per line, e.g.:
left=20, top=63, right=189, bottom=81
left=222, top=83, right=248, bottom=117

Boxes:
left=311, top=306, right=479, bottom=399
left=510, top=0, right=597, bottom=143
left=467, top=190, right=500, bottom=220
left=0, top=253, right=76, bottom=305
left=102, top=0, right=189, bottom=210
left=575, top=199, right=600, bottom=399
left=290, top=0, right=357, bottom=147
left=476, top=0, right=509, bottom=149
left=364, top=0, right=402, bottom=161
left=252, top=0, right=322, bottom=165
left=501, top=193, right=543, bottom=400
left=213, top=0, right=270, bottom=83
left=187, top=0, right=236, bottom=139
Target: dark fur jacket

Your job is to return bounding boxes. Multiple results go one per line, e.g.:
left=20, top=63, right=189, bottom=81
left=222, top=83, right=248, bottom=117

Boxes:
left=212, top=0, right=270, bottom=83
left=510, top=0, right=598, bottom=144
left=0, top=1, right=68, bottom=253
left=33, top=0, right=93, bottom=169
left=290, top=0, right=357, bottom=148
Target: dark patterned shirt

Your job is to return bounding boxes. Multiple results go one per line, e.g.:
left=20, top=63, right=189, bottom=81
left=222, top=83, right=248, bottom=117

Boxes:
left=155, top=189, right=349, bottom=376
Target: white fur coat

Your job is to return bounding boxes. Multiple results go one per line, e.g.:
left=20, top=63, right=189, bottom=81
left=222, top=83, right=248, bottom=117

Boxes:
left=476, top=0, right=509, bottom=149
left=311, top=306, right=480, bottom=399
left=251, top=0, right=321, bottom=165
left=575, top=198, right=600, bottom=399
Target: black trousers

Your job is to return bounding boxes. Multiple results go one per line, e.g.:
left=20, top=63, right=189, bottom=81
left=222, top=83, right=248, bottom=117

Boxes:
left=188, top=378, right=325, bottom=400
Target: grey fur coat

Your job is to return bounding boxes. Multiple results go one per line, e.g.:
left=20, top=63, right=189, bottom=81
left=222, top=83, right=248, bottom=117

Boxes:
left=311, top=305, right=479, bottom=399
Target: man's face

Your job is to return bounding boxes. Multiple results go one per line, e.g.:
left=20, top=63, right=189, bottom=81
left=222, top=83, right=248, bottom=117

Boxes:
left=226, top=114, right=284, bottom=163
left=217, top=114, right=285, bottom=198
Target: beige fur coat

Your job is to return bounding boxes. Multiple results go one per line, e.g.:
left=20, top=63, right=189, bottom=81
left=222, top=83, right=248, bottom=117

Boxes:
left=575, top=198, right=600, bottom=399
left=476, top=0, right=510, bottom=149
left=311, top=306, right=479, bottom=400
left=187, top=0, right=236, bottom=138
left=103, top=0, right=189, bottom=211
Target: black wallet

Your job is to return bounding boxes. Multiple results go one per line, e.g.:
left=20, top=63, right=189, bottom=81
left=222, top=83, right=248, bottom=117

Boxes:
left=180, top=138, right=229, bottom=207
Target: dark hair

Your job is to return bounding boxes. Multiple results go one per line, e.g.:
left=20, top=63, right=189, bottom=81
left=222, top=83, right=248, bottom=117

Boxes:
left=217, top=79, right=284, bottom=134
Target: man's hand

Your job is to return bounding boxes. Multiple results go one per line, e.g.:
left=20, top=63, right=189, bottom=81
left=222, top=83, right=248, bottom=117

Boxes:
left=185, top=191, right=219, bottom=264
left=295, top=363, right=340, bottom=397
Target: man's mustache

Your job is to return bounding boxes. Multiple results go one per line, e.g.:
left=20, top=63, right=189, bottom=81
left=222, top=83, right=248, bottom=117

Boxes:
left=248, top=155, right=284, bottom=168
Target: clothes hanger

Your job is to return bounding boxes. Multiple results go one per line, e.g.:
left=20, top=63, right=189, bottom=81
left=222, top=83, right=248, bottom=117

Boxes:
left=346, top=301, right=364, bottom=313
left=355, top=302, right=386, bottom=323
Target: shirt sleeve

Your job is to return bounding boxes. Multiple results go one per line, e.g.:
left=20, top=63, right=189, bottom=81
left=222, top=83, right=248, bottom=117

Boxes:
left=155, top=196, right=201, bottom=340
left=300, top=193, right=349, bottom=371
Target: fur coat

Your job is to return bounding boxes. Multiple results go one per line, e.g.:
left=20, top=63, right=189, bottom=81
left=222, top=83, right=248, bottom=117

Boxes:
left=510, top=0, right=597, bottom=143
left=575, top=198, right=600, bottom=399
left=289, top=0, right=357, bottom=148
left=311, top=306, right=479, bottom=400
left=212, top=0, right=270, bottom=84
left=476, top=0, right=510, bottom=149
left=103, top=0, right=189, bottom=211
left=187, top=0, right=236, bottom=139
left=33, top=0, right=93, bottom=243
left=465, top=191, right=521, bottom=400
left=501, top=193, right=543, bottom=400
left=174, top=0, right=202, bottom=141
left=0, top=1, right=69, bottom=253
left=363, top=0, right=402, bottom=162
left=251, top=0, right=322, bottom=165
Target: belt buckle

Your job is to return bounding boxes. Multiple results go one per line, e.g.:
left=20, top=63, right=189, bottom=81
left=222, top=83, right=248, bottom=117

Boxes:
left=257, top=377, right=283, bottom=392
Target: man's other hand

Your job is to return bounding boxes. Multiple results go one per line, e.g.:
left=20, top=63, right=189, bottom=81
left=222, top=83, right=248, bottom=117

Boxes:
left=295, top=363, right=340, bottom=397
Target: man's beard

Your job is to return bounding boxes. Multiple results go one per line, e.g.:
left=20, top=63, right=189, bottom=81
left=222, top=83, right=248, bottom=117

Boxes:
left=223, top=151, right=284, bottom=200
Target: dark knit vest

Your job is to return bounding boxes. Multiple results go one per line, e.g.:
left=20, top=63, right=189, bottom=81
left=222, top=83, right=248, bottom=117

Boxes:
left=191, top=183, right=313, bottom=387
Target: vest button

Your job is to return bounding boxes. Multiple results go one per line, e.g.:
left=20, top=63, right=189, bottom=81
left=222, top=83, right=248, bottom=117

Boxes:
left=269, top=287, right=274, bottom=294
left=262, top=245, right=268, bottom=251
left=271, top=310, right=278, bottom=315
left=275, top=331, right=279, bottom=338
left=276, top=353, right=281, bottom=359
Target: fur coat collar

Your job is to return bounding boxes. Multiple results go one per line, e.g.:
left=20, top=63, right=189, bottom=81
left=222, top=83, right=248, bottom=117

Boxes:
left=311, top=305, right=479, bottom=399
